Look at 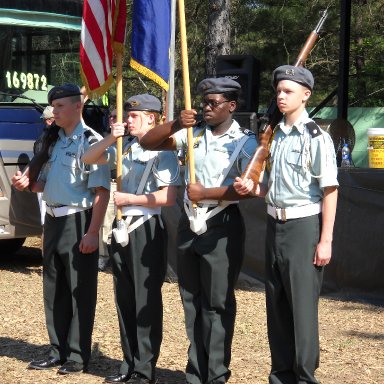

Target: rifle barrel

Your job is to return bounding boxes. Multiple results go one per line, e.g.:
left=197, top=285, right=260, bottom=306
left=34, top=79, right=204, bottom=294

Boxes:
left=314, top=9, right=328, bottom=34
left=293, top=9, right=328, bottom=67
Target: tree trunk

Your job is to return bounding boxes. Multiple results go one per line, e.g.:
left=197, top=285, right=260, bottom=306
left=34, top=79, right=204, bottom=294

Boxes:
left=205, top=0, right=231, bottom=77
left=354, top=0, right=367, bottom=101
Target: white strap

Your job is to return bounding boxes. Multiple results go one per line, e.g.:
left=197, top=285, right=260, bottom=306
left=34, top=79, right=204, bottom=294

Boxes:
left=125, top=213, right=153, bottom=233
left=136, top=154, right=157, bottom=195
left=121, top=205, right=161, bottom=216
left=118, top=153, right=158, bottom=233
left=184, top=134, right=248, bottom=230
left=215, top=134, right=249, bottom=187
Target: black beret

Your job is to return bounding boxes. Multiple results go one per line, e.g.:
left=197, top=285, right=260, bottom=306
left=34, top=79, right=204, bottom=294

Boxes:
left=272, top=65, right=314, bottom=90
left=197, top=77, right=241, bottom=95
left=124, top=94, right=162, bottom=113
left=48, top=83, right=82, bottom=104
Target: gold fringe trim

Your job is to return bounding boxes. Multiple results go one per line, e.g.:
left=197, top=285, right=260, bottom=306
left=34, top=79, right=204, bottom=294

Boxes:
left=130, top=58, right=169, bottom=91
left=80, top=66, right=113, bottom=100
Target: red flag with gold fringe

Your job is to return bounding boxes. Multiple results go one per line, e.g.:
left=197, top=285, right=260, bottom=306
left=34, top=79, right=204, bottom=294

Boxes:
left=80, top=0, right=126, bottom=98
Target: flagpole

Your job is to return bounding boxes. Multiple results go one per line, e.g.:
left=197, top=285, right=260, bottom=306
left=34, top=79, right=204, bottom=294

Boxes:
left=178, top=0, right=196, bottom=194
left=115, top=51, right=123, bottom=221
left=167, top=0, right=177, bottom=122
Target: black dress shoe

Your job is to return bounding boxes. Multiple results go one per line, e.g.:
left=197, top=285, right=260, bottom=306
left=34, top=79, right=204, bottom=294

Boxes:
left=28, top=357, right=62, bottom=370
left=104, top=373, right=130, bottom=383
left=57, top=360, right=87, bottom=374
left=127, top=372, right=155, bottom=383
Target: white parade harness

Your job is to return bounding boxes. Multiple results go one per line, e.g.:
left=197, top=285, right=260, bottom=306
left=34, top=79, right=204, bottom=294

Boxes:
left=184, top=134, right=249, bottom=235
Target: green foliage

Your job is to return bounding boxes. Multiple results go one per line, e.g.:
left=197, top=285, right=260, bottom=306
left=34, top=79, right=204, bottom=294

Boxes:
left=112, top=0, right=384, bottom=113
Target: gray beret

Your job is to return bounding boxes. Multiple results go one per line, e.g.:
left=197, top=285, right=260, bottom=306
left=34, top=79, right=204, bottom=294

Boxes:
left=272, top=65, right=314, bottom=90
left=124, top=94, right=162, bottom=113
left=40, top=106, right=54, bottom=119
left=48, top=83, right=82, bottom=104
left=197, top=77, right=241, bottom=95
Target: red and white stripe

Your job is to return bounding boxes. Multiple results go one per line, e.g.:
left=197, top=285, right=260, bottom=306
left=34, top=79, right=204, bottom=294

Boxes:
left=80, top=0, right=126, bottom=97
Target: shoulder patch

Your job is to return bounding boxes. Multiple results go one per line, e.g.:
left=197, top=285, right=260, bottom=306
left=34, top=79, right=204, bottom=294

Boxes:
left=84, top=129, right=98, bottom=145
left=305, top=121, right=322, bottom=138
left=196, top=119, right=206, bottom=128
left=241, top=128, right=256, bottom=136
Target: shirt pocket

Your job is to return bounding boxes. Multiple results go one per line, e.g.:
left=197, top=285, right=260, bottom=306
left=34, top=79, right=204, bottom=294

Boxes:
left=61, top=154, right=84, bottom=183
left=286, top=148, right=302, bottom=171
left=41, top=153, right=57, bottom=180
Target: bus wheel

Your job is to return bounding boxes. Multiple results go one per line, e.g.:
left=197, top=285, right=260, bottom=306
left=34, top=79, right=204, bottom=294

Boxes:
left=0, top=238, right=26, bottom=255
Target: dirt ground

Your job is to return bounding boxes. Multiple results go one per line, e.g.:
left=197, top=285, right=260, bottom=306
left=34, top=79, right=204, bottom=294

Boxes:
left=0, top=238, right=383, bottom=384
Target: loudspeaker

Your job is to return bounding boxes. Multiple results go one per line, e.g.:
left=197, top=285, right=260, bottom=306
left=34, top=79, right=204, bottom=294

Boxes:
left=216, top=55, right=260, bottom=113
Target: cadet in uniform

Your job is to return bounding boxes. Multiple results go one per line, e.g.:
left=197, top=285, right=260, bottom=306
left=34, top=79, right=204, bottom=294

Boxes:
left=140, top=78, right=257, bottom=384
left=82, top=94, right=181, bottom=384
left=234, top=66, right=338, bottom=384
left=12, top=83, right=110, bottom=374
left=98, top=108, right=127, bottom=271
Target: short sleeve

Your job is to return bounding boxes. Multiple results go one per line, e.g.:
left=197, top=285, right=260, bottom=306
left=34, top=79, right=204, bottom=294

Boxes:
left=310, top=132, right=339, bottom=189
left=153, top=151, right=181, bottom=187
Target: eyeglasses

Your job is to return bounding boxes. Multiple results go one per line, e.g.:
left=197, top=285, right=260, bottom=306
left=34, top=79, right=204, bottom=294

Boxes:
left=200, top=99, right=230, bottom=109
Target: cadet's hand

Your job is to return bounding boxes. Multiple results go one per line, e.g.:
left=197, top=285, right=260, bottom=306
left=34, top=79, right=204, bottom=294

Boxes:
left=186, top=181, right=206, bottom=202
left=233, top=177, right=255, bottom=196
left=79, top=231, right=99, bottom=254
left=113, top=191, right=134, bottom=206
left=313, top=240, right=332, bottom=267
left=12, top=170, right=30, bottom=191
left=111, top=122, right=126, bottom=139
left=179, top=110, right=197, bottom=128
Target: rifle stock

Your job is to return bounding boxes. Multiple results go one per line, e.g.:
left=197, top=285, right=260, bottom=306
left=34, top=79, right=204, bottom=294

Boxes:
left=241, top=9, right=328, bottom=192
left=25, top=123, right=60, bottom=187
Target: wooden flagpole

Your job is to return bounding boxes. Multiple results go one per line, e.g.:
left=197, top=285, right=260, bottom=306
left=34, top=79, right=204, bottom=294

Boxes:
left=115, top=51, right=123, bottom=221
left=178, top=0, right=196, bottom=190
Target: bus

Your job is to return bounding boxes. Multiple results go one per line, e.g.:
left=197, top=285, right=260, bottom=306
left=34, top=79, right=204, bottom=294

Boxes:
left=0, top=0, right=108, bottom=254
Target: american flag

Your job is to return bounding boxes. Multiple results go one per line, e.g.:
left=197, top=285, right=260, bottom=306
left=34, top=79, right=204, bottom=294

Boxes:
left=80, top=0, right=126, bottom=98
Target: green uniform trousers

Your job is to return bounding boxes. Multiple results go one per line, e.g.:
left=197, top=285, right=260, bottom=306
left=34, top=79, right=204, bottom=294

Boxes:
left=265, top=214, right=323, bottom=384
left=43, top=209, right=98, bottom=365
left=177, top=204, right=245, bottom=384
left=111, top=215, right=166, bottom=381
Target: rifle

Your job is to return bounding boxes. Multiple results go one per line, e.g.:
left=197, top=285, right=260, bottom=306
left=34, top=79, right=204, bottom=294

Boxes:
left=23, top=122, right=60, bottom=187
left=241, top=9, right=328, bottom=191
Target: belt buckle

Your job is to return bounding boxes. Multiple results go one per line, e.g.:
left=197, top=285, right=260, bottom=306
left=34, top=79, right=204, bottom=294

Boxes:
left=276, top=207, right=287, bottom=222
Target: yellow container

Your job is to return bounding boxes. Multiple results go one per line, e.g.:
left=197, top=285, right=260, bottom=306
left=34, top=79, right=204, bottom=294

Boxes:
left=368, top=128, right=384, bottom=168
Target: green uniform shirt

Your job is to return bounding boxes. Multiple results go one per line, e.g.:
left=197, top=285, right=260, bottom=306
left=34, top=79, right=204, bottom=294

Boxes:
left=40, top=121, right=110, bottom=207
left=106, top=137, right=181, bottom=193
left=265, top=110, right=338, bottom=208
left=174, top=120, right=257, bottom=187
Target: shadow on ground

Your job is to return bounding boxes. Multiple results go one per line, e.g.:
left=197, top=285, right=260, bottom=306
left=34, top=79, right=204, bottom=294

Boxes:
left=0, top=337, right=186, bottom=383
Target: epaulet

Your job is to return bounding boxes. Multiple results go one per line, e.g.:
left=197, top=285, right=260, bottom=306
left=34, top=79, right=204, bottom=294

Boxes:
left=84, top=129, right=98, bottom=145
left=241, top=128, right=256, bottom=136
left=305, top=121, right=322, bottom=138
left=196, top=120, right=206, bottom=128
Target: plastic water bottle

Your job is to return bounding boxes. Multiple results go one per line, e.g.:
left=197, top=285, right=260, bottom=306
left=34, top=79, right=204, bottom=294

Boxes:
left=341, top=143, right=351, bottom=167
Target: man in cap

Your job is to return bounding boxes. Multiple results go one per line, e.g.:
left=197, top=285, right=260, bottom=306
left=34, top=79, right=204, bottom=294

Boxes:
left=12, top=83, right=110, bottom=375
left=140, top=78, right=257, bottom=384
left=40, top=105, right=55, bottom=125
left=234, top=65, right=338, bottom=383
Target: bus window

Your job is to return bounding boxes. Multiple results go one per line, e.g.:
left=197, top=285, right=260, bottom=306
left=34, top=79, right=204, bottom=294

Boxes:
left=0, top=1, right=108, bottom=254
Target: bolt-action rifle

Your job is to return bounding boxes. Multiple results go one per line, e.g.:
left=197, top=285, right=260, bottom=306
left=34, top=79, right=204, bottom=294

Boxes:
left=23, top=122, right=60, bottom=188
left=241, top=9, right=328, bottom=192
